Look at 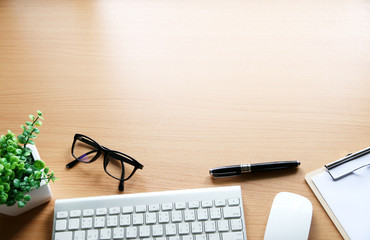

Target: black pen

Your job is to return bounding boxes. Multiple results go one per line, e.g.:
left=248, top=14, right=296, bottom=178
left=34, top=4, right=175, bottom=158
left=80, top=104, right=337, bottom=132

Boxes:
left=209, top=161, right=300, bottom=177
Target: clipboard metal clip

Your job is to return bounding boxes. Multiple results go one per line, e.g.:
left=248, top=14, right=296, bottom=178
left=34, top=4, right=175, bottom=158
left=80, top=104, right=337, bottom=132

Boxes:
left=325, top=146, right=370, bottom=180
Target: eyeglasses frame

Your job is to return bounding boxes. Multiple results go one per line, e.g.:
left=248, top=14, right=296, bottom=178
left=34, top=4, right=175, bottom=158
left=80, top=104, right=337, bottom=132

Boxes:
left=66, top=134, right=143, bottom=191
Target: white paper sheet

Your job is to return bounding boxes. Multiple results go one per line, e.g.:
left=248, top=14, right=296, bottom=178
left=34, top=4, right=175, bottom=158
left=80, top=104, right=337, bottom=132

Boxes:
left=312, top=166, right=370, bottom=240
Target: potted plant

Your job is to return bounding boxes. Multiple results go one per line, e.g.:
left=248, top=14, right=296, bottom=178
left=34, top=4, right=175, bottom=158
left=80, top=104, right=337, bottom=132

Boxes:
left=0, top=111, right=56, bottom=216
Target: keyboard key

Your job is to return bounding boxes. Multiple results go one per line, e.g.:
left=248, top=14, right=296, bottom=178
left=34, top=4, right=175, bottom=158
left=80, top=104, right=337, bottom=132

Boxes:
left=94, top=217, right=105, bottom=228
left=204, top=221, right=216, bottom=233
left=210, top=208, right=221, bottom=220
left=136, top=204, right=147, bottom=213
left=215, top=199, right=226, bottom=207
left=228, top=198, right=240, bottom=206
left=55, top=220, right=67, bottom=231
left=122, top=206, right=134, bottom=214
left=120, top=215, right=131, bottom=226
left=159, top=212, right=170, bottom=223
left=83, top=209, right=94, bottom=217
left=68, top=218, right=79, bottom=230
left=169, top=237, right=181, bottom=240
left=74, top=230, right=85, bottom=240
left=165, top=224, right=177, bottom=236
left=100, top=228, right=111, bottom=240
left=197, top=209, right=208, bottom=220
left=162, top=203, right=173, bottom=211
left=70, top=209, right=81, bottom=217
left=178, top=223, right=190, bottom=235
left=109, top=207, right=120, bottom=215
left=195, top=235, right=207, bottom=240
left=191, top=222, right=203, bottom=234
left=183, top=236, right=195, bottom=240
left=184, top=210, right=196, bottom=221
left=175, top=202, right=186, bottom=210
left=201, top=200, right=213, bottom=208
left=113, top=227, right=124, bottom=239
left=208, top=233, right=221, bottom=240
left=107, top=215, right=118, bottom=227
left=96, top=208, right=107, bottom=215
left=139, top=226, right=151, bottom=237
left=87, top=229, right=98, bottom=240
left=172, top=210, right=183, bottom=222
left=223, top=206, right=241, bottom=219
left=56, top=211, right=68, bottom=219
left=133, top=213, right=144, bottom=225
left=152, top=225, right=164, bottom=237
left=218, top=220, right=229, bottom=232
left=188, top=201, right=200, bottom=209
left=126, top=226, right=137, bottom=238
left=54, top=232, right=72, bottom=240
left=231, top=219, right=243, bottom=231
left=222, top=231, right=244, bottom=240
left=146, top=212, right=157, bottom=224
left=149, top=204, right=160, bottom=212
left=81, top=218, right=93, bottom=229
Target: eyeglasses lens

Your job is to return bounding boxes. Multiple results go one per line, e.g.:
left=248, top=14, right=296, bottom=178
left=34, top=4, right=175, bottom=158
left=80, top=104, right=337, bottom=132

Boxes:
left=105, top=152, right=135, bottom=180
left=73, top=137, right=99, bottom=163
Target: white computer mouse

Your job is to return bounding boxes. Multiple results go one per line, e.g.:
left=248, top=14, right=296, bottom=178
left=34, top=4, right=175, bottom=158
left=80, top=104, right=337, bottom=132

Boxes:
left=264, top=192, right=313, bottom=240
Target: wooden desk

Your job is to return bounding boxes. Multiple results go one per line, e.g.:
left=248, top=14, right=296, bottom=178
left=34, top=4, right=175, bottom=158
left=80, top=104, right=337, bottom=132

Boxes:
left=0, top=0, right=369, bottom=239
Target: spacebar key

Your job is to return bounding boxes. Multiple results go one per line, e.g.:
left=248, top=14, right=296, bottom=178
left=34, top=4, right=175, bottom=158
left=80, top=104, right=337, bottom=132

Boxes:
left=55, top=232, right=73, bottom=240
left=222, top=232, right=244, bottom=240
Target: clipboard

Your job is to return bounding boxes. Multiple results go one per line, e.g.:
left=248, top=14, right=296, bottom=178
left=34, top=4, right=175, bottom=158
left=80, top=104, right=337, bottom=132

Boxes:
left=305, top=146, right=370, bottom=240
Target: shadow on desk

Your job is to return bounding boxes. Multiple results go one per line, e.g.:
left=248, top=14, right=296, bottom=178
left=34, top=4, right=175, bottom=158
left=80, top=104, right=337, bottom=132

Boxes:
left=0, top=201, right=54, bottom=239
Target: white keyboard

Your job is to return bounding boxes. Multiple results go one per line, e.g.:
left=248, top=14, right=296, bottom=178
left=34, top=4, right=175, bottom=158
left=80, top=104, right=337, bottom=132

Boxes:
left=52, top=186, right=247, bottom=240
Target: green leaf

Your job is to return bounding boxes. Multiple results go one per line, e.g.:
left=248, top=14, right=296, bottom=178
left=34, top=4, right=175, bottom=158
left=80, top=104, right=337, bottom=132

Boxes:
left=25, top=168, right=33, bottom=175
left=17, top=135, right=26, bottom=144
left=15, top=148, right=22, bottom=155
left=10, top=156, right=19, bottom=163
left=35, top=121, right=42, bottom=126
left=24, top=195, right=31, bottom=201
left=34, top=160, right=45, bottom=170
left=6, top=200, right=15, bottom=207
left=2, top=183, right=10, bottom=192
left=11, top=162, right=18, bottom=170
left=17, top=201, right=25, bottom=208
left=44, top=167, right=49, bottom=174
left=13, top=179, right=20, bottom=188
left=23, top=130, right=31, bottom=136
left=6, top=146, right=15, bottom=153
left=15, top=193, right=24, bottom=201
left=37, top=110, right=42, bottom=117
left=28, top=140, right=35, bottom=145
left=20, top=125, right=26, bottom=131
left=29, top=115, right=35, bottom=121
left=17, top=162, right=25, bottom=170
left=25, top=121, right=32, bottom=126
left=35, top=171, right=42, bottom=180
left=33, top=128, right=40, bottom=134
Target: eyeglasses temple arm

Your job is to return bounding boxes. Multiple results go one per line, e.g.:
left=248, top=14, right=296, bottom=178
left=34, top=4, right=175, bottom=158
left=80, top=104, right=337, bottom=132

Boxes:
left=109, top=152, right=143, bottom=169
left=118, top=161, right=125, bottom=192
left=66, top=159, right=79, bottom=169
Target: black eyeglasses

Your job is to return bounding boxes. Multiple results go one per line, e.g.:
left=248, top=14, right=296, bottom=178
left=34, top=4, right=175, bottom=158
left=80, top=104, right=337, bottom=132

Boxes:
left=66, top=134, right=143, bottom=191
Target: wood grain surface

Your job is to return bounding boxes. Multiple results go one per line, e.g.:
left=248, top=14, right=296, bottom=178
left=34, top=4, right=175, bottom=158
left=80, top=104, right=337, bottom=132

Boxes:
left=0, top=0, right=369, bottom=239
